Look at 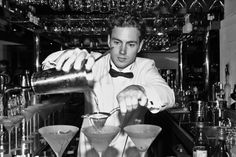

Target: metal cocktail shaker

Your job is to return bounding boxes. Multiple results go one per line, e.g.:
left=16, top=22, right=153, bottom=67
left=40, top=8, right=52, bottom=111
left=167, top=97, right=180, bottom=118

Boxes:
left=31, top=68, right=94, bottom=95
left=31, top=47, right=113, bottom=95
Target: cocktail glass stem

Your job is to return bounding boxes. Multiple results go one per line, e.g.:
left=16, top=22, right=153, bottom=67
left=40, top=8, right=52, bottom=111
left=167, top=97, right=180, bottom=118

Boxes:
left=29, top=118, right=34, bottom=138
left=55, top=152, right=60, bottom=157
left=8, top=130, right=12, bottom=155
left=33, top=113, right=40, bottom=134
left=26, top=120, right=29, bottom=140
left=0, top=125, right=3, bottom=137
left=98, top=152, right=102, bottom=157
left=33, top=114, right=37, bottom=133
left=15, top=126, right=18, bottom=150
left=140, top=151, right=146, bottom=157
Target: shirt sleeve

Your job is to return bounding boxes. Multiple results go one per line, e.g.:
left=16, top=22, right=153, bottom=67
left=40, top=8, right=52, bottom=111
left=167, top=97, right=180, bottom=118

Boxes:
left=139, top=59, right=175, bottom=113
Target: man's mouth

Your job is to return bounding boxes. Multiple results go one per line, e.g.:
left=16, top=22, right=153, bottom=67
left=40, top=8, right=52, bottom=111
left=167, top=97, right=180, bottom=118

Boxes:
left=118, top=57, right=126, bottom=62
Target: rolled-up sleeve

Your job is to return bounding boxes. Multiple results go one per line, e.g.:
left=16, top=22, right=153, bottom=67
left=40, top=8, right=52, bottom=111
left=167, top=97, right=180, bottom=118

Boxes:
left=139, top=60, right=175, bottom=113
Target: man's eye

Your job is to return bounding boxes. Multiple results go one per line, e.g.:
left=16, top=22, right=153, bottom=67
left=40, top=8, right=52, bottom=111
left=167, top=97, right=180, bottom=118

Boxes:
left=113, top=41, right=120, bottom=45
left=129, top=43, right=136, bottom=47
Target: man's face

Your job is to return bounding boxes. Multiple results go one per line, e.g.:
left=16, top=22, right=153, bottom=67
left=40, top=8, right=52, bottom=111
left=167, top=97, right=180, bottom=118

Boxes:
left=108, top=27, right=143, bottom=70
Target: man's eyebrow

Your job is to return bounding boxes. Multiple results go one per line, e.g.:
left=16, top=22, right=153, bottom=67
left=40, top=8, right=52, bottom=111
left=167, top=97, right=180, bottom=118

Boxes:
left=111, top=37, right=138, bottom=43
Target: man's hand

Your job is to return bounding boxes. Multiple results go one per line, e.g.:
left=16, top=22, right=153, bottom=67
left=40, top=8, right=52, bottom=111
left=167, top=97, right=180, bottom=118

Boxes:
left=42, top=48, right=96, bottom=72
left=117, top=85, right=148, bottom=114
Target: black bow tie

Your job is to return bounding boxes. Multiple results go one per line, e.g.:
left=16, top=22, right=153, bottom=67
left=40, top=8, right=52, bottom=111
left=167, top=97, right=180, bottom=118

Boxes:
left=109, top=68, right=134, bottom=78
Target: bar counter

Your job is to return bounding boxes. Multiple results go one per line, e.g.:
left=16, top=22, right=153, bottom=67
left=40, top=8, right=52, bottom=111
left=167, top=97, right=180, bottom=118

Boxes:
left=145, top=109, right=193, bottom=157
left=1, top=94, right=199, bottom=157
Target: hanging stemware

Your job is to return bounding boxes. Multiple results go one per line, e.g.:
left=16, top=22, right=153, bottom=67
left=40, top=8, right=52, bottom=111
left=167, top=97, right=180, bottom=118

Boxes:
left=81, top=19, right=91, bottom=34
left=170, top=0, right=185, bottom=15
left=30, top=0, right=48, bottom=5
left=208, top=0, right=224, bottom=21
left=93, top=0, right=101, bottom=12
left=143, top=0, right=156, bottom=13
left=68, top=0, right=83, bottom=11
left=189, top=0, right=204, bottom=13
left=134, top=0, right=143, bottom=13
left=15, top=0, right=28, bottom=6
left=209, top=0, right=224, bottom=11
left=179, top=0, right=187, bottom=15
left=117, top=0, right=129, bottom=12
left=49, top=0, right=65, bottom=11
left=110, top=0, right=119, bottom=12
left=129, top=0, right=137, bottom=10
left=82, top=0, right=94, bottom=13
left=158, top=0, right=171, bottom=16
left=100, top=0, right=111, bottom=13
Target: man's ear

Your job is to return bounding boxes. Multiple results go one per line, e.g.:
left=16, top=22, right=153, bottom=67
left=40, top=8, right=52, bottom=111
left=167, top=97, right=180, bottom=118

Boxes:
left=137, top=39, right=144, bottom=53
left=107, top=35, right=111, bottom=47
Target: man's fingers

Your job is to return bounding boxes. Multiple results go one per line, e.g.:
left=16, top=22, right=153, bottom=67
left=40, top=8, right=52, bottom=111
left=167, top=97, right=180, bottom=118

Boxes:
left=117, top=85, right=148, bottom=114
left=125, top=97, right=132, bottom=112
left=62, top=52, right=77, bottom=72
left=73, top=49, right=88, bottom=70
left=131, top=97, right=139, bottom=108
left=42, top=50, right=64, bottom=65
left=85, top=55, right=95, bottom=71
left=56, top=49, right=74, bottom=70
left=139, top=95, right=148, bottom=106
left=117, top=95, right=127, bottom=115
left=91, top=52, right=102, bottom=60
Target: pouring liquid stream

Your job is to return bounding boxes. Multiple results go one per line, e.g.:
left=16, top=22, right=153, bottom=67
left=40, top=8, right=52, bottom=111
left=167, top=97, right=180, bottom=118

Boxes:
left=90, top=89, right=100, bottom=112
left=87, top=47, right=114, bottom=113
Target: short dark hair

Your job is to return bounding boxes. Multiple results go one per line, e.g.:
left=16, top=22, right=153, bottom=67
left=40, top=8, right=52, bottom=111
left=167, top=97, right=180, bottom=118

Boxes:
left=107, top=12, right=146, bottom=41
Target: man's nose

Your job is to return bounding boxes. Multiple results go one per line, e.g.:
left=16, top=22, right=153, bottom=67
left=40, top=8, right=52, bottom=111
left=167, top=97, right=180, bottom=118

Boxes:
left=119, top=44, right=127, bottom=55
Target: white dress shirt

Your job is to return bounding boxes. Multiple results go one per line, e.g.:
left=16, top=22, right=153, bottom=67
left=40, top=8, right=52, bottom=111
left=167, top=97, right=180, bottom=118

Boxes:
left=77, top=53, right=175, bottom=157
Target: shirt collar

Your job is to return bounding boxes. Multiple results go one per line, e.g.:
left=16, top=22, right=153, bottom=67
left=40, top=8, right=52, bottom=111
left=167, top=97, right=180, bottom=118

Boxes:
left=110, top=60, right=134, bottom=73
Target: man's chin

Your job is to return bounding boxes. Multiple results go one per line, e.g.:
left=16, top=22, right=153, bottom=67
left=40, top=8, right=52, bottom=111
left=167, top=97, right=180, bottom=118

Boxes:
left=116, top=65, right=128, bottom=70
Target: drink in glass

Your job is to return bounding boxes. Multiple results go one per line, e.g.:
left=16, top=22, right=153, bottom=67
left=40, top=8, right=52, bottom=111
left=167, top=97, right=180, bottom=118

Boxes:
left=38, top=125, right=79, bottom=157
left=82, top=125, right=120, bottom=157
left=124, top=124, right=162, bottom=157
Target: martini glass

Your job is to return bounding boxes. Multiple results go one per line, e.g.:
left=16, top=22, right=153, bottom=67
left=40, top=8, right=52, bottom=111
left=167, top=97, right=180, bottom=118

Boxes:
left=0, top=115, right=24, bottom=155
left=24, top=104, right=45, bottom=135
left=22, top=108, right=36, bottom=144
left=38, top=103, right=62, bottom=127
left=82, top=125, right=120, bottom=157
left=124, top=124, right=162, bottom=157
left=38, top=105, right=53, bottom=126
left=38, top=125, right=79, bottom=157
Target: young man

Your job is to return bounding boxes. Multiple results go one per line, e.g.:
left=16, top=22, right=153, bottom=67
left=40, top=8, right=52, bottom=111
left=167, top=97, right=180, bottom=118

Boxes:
left=42, top=12, right=175, bottom=157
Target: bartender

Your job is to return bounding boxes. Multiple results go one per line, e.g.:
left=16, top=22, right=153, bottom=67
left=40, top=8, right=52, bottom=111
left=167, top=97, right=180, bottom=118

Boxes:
left=42, top=11, right=175, bottom=157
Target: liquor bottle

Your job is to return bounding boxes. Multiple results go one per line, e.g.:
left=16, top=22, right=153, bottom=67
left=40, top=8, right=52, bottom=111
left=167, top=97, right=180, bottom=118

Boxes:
left=193, top=122, right=208, bottom=157
left=211, top=127, right=229, bottom=157
left=0, top=93, right=3, bottom=117
left=224, top=64, right=231, bottom=108
left=217, top=83, right=225, bottom=101
left=231, top=84, right=236, bottom=102
left=193, top=86, right=199, bottom=101
left=19, top=70, right=32, bottom=108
